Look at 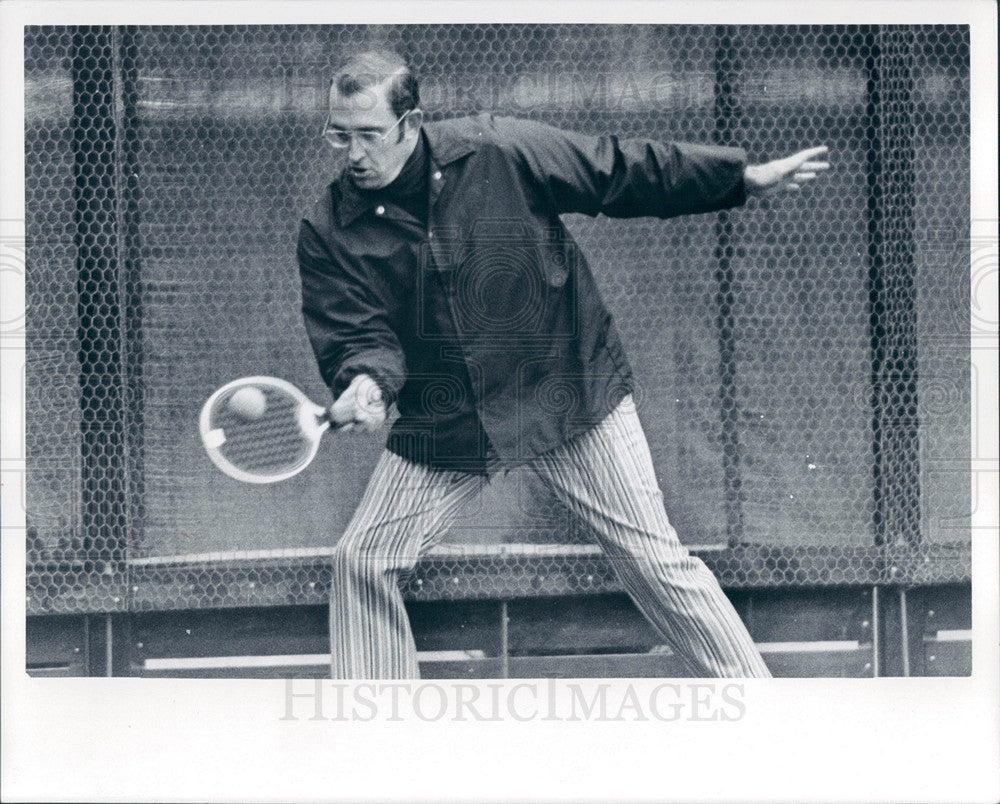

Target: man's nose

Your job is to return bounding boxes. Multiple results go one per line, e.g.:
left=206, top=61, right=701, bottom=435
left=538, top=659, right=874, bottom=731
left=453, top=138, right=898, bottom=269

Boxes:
left=347, top=136, right=367, bottom=162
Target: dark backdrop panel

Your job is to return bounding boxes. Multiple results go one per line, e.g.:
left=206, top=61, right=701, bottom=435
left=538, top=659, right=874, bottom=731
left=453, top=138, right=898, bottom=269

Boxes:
left=25, top=29, right=110, bottom=611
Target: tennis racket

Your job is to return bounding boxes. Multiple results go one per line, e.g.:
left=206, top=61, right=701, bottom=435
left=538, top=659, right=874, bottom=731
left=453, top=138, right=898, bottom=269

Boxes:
left=199, top=376, right=338, bottom=484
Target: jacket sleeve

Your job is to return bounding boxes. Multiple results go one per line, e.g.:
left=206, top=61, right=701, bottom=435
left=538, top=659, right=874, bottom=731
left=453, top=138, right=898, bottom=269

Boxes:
left=297, top=218, right=406, bottom=406
left=493, top=116, right=748, bottom=219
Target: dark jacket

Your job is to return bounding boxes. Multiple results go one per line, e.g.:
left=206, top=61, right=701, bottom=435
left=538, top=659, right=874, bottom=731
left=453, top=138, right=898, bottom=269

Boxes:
left=298, top=114, right=747, bottom=472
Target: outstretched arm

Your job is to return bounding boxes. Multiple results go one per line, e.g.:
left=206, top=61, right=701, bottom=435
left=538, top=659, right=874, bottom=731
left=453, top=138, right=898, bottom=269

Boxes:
left=743, top=146, right=830, bottom=196
left=494, top=116, right=750, bottom=219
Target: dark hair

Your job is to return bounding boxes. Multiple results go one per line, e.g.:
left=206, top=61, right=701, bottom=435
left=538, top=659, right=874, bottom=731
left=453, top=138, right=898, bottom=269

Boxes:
left=331, top=50, right=419, bottom=118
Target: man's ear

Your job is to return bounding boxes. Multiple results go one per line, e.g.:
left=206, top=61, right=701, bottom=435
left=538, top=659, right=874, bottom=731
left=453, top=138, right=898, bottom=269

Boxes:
left=405, top=108, right=424, bottom=134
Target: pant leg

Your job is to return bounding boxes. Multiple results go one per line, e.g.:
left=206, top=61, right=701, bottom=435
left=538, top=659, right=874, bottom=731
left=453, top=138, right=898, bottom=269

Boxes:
left=330, top=450, right=484, bottom=679
left=527, top=396, right=771, bottom=678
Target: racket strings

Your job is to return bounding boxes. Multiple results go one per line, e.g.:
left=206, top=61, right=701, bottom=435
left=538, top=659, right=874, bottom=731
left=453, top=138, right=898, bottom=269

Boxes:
left=211, top=388, right=313, bottom=475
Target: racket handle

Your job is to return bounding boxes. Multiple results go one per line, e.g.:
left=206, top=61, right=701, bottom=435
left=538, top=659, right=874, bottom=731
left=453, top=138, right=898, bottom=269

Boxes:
left=320, top=406, right=348, bottom=431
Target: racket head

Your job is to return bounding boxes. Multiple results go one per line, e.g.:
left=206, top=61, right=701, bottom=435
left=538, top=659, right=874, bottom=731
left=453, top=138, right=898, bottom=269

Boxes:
left=199, top=376, right=330, bottom=484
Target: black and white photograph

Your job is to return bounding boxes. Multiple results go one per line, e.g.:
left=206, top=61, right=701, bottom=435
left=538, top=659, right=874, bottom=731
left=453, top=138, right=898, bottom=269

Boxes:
left=2, top=1, right=997, bottom=802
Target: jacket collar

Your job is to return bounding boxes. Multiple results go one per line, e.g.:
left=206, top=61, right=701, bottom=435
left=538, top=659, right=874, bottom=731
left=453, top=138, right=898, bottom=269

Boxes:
left=335, top=122, right=478, bottom=227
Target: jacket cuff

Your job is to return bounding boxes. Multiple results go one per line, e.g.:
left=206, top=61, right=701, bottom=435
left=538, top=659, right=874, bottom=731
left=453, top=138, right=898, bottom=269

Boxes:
left=717, top=146, right=748, bottom=209
left=726, top=167, right=748, bottom=209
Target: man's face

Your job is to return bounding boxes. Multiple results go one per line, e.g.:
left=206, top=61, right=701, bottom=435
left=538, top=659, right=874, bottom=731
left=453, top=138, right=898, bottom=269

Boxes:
left=327, top=81, right=420, bottom=190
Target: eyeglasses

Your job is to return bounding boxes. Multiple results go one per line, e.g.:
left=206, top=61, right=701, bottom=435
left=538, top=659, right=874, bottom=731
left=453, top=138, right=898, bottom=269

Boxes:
left=322, top=110, right=411, bottom=151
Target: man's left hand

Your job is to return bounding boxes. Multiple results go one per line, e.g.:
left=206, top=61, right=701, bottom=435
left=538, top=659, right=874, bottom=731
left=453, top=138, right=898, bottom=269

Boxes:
left=743, top=146, right=830, bottom=197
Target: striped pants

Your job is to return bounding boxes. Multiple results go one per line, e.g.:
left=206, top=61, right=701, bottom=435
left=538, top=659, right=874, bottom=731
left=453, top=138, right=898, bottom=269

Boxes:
left=330, top=396, right=771, bottom=679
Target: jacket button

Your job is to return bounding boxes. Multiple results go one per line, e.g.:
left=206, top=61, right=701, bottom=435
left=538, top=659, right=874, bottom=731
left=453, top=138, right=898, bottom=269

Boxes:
left=433, top=171, right=443, bottom=181
left=375, top=205, right=386, bottom=215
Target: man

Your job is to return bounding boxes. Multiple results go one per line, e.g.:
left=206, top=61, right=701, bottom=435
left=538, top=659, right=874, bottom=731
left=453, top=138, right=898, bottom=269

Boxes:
left=297, top=51, right=829, bottom=679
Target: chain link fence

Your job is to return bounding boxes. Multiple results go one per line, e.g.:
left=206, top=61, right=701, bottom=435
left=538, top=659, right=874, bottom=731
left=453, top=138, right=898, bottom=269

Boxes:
left=25, top=24, right=971, bottom=614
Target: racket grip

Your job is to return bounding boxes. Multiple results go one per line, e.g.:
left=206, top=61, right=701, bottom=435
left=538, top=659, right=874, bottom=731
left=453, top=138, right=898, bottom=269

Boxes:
left=321, top=406, right=348, bottom=431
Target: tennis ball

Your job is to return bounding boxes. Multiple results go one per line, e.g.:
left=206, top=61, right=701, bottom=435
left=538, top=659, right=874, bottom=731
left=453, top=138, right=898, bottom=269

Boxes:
left=229, top=386, right=267, bottom=420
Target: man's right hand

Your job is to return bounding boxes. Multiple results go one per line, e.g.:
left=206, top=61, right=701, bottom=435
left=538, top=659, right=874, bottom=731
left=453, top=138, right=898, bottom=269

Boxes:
left=328, top=374, right=387, bottom=433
